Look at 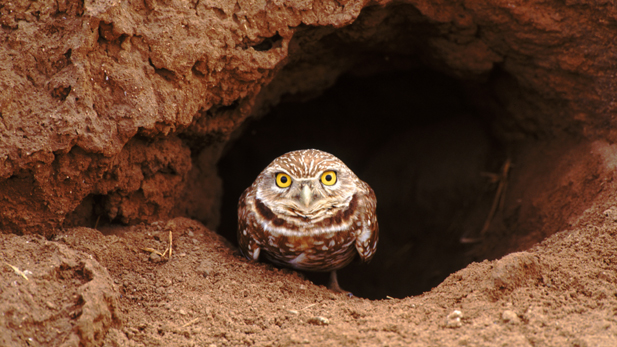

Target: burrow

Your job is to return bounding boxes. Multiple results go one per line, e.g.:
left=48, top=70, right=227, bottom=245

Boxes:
left=217, top=70, right=604, bottom=299
left=213, top=6, right=609, bottom=299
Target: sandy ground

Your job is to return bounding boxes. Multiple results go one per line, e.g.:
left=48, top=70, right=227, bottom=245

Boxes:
left=2, top=209, right=617, bottom=346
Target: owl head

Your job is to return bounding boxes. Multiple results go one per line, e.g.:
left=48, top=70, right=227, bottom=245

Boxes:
left=253, top=149, right=360, bottom=220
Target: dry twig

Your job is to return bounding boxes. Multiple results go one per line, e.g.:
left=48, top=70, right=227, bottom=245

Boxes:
left=181, top=318, right=199, bottom=328
left=4, top=262, right=29, bottom=281
left=141, top=230, right=173, bottom=260
left=480, top=158, right=512, bottom=236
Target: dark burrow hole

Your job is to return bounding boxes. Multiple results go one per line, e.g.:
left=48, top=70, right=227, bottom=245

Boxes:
left=217, top=68, right=515, bottom=299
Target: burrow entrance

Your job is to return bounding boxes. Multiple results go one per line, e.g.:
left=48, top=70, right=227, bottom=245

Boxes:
left=216, top=67, right=596, bottom=299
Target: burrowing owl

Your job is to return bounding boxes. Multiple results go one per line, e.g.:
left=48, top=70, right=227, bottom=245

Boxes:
left=237, top=149, right=378, bottom=293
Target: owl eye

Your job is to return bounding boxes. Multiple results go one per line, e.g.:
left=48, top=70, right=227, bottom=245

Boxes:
left=320, top=171, right=337, bottom=186
left=275, top=173, right=292, bottom=188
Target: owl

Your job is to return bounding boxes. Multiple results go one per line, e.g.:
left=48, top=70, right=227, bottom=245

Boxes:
left=237, top=149, right=378, bottom=293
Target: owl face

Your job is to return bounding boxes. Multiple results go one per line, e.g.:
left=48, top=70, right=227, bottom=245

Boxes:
left=254, top=150, right=358, bottom=221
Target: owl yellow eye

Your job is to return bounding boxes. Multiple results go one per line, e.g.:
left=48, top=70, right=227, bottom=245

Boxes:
left=321, top=171, right=337, bottom=186
left=275, top=173, right=292, bottom=188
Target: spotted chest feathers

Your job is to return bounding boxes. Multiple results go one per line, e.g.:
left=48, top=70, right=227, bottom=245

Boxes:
left=237, top=149, right=379, bottom=273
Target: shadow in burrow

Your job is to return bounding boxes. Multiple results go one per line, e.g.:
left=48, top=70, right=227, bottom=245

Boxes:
left=215, top=68, right=525, bottom=299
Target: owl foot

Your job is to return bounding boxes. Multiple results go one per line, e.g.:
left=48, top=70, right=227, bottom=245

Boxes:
left=329, top=271, right=353, bottom=297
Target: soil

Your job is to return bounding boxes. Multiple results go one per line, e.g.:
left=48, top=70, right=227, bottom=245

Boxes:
left=3, top=0, right=617, bottom=346
left=3, top=203, right=617, bottom=346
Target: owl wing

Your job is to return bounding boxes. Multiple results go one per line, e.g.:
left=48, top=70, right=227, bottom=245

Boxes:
left=237, top=187, right=263, bottom=261
left=354, top=184, right=379, bottom=263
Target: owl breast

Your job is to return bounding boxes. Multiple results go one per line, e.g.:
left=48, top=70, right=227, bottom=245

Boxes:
left=237, top=149, right=379, bottom=274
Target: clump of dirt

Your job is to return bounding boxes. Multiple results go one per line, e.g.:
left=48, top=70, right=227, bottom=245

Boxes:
left=0, top=234, right=120, bottom=346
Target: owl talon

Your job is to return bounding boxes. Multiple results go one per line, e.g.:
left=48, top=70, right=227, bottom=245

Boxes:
left=328, top=270, right=353, bottom=296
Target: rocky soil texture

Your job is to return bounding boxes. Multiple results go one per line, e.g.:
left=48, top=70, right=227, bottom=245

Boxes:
left=1, top=0, right=617, bottom=345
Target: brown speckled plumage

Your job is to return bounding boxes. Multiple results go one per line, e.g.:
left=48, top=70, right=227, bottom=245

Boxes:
left=237, top=149, right=378, bottom=291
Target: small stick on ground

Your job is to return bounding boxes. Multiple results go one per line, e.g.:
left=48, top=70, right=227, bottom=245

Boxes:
left=301, top=303, right=317, bottom=311
left=168, top=230, right=173, bottom=259
left=4, top=262, right=29, bottom=281
left=142, top=230, right=173, bottom=260
left=480, top=158, right=512, bottom=237
left=161, top=230, right=173, bottom=259
left=142, top=247, right=165, bottom=257
left=181, top=318, right=199, bottom=328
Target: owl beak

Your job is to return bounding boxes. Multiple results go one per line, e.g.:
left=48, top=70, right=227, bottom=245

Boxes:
left=300, top=184, right=313, bottom=208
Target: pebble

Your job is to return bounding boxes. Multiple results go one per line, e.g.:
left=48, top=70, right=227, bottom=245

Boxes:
left=525, top=305, right=547, bottom=326
left=196, top=261, right=213, bottom=278
left=149, top=252, right=161, bottom=262
left=603, top=207, right=617, bottom=222
left=502, top=310, right=520, bottom=324
left=308, top=316, right=330, bottom=325
left=445, top=310, right=463, bottom=328
left=491, top=252, right=540, bottom=290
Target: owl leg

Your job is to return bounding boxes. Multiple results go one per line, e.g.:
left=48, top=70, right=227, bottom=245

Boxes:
left=328, top=271, right=352, bottom=296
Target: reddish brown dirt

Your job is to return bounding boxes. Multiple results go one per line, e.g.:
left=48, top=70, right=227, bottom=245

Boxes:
left=0, top=231, right=120, bottom=346
left=3, top=204, right=617, bottom=346
left=1, top=0, right=617, bottom=233
left=3, top=0, right=617, bottom=345
left=3, top=140, right=617, bottom=346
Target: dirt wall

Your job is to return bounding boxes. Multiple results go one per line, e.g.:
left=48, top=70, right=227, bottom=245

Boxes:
left=1, top=0, right=617, bottom=234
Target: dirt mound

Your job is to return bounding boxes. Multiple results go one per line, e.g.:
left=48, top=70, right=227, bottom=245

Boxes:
left=1, top=215, right=614, bottom=346
left=0, top=233, right=120, bottom=346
